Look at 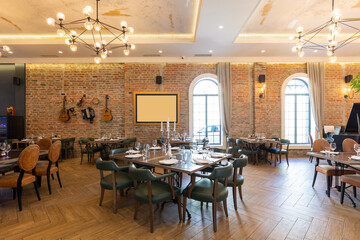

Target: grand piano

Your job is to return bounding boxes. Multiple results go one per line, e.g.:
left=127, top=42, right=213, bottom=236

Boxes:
left=333, top=103, right=360, bottom=151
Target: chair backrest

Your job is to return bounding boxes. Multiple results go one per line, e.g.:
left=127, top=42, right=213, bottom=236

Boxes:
left=122, top=137, right=137, bottom=147
left=96, top=158, right=119, bottom=171
left=48, top=141, right=61, bottom=162
left=67, top=137, right=75, bottom=147
left=37, top=138, right=52, bottom=150
left=312, top=139, right=330, bottom=152
left=111, top=148, right=128, bottom=155
left=280, top=139, right=290, bottom=150
left=208, top=163, right=233, bottom=180
left=129, top=164, right=157, bottom=181
left=308, top=133, right=314, bottom=149
left=342, top=138, right=358, bottom=153
left=18, top=144, right=40, bottom=171
left=233, top=155, right=248, bottom=168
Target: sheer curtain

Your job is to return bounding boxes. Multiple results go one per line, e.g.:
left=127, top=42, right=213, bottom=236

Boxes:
left=307, top=62, right=325, bottom=138
left=216, top=63, right=232, bottom=137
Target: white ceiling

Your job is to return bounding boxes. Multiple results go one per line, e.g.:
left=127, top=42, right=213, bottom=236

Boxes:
left=0, top=0, right=360, bottom=63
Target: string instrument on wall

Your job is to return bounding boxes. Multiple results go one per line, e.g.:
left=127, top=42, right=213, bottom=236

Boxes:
left=59, top=96, right=70, bottom=122
left=6, top=106, right=16, bottom=116
left=77, top=94, right=86, bottom=107
left=101, top=95, right=113, bottom=121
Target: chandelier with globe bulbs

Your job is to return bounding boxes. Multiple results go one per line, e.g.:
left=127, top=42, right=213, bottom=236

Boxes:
left=47, top=0, right=135, bottom=63
left=290, top=0, right=360, bottom=62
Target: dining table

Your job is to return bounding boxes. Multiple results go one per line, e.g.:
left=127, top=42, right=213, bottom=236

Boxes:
left=306, top=151, right=360, bottom=207
left=238, top=138, right=280, bottom=163
left=0, top=150, right=49, bottom=173
left=90, top=138, right=125, bottom=159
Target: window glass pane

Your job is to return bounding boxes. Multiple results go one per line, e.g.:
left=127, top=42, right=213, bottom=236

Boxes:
left=285, top=78, right=309, bottom=94
left=193, top=96, right=206, bottom=141
left=193, top=79, right=219, bottom=95
left=207, top=96, right=221, bottom=145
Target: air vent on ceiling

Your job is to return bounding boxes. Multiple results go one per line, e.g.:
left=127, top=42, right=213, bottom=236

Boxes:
left=40, top=55, right=59, bottom=58
left=194, top=54, right=212, bottom=57
left=143, top=54, right=161, bottom=57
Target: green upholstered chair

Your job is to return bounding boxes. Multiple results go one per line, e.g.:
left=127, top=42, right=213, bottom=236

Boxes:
left=129, top=164, right=181, bottom=233
left=264, top=137, right=280, bottom=162
left=227, top=137, right=238, bottom=157
left=60, top=137, right=75, bottom=159
left=111, top=148, right=128, bottom=154
left=120, top=137, right=136, bottom=148
left=79, top=138, right=103, bottom=164
left=236, top=139, right=258, bottom=164
left=269, top=139, right=290, bottom=166
left=182, top=163, right=233, bottom=232
left=220, top=155, right=248, bottom=210
left=78, top=138, right=90, bottom=164
left=95, top=158, right=133, bottom=214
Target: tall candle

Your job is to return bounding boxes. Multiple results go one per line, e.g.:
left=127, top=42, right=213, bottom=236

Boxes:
left=167, top=117, right=169, bottom=132
left=174, top=121, right=176, bottom=131
left=161, top=121, right=163, bottom=132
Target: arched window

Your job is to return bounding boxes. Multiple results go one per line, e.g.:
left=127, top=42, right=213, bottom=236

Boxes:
left=284, top=77, right=312, bottom=144
left=191, top=78, right=221, bottom=145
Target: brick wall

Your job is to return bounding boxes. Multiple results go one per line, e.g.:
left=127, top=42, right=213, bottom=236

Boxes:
left=25, top=62, right=360, bottom=158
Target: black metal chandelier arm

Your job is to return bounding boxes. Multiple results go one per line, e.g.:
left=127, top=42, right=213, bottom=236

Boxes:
left=341, top=18, right=360, bottom=22
left=107, top=45, right=126, bottom=50
left=100, top=21, right=127, bottom=33
left=73, top=29, right=88, bottom=41
left=336, top=31, right=360, bottom=49
left=61, top=18, right=89, bottom=25
left=302, top=21, right=332, bottom=36
left=301, top=46, right=327, bottom=50
left=339, top=22, right=360, bottom=31
left=335, top=35, right=360, bottom=51
left=75, top=40, right=98, bottom=53
left=303, top=40, right=327, bottom=49
left=100, top=24, right=125, bottom=46
left=302, top=30, right=325, bottom=47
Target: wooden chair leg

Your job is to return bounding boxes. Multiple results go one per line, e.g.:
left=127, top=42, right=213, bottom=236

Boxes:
left=149, top=199, right=154, bottom=233
left=353, top=186, right=357, bottom=198
left=326, top=176, right=331, bottom=197
left=134, top=200, right=139, bottom=219
left=232, top=186, right=237, bottom=210
left=238, top=185, right=243, bottom=200
left=274, top=154, right=277, bottom=167
left=182, top=196, right=187, bottom=222
left=279, top=153, right=282, bottom=163
left=200, top=201, right=203, bottom=208
left=179, top=173, right=183, bottom=188
left=47, top=172, right=52, bottom=195
left=56, top=171, right=62, bottom=188
left=99, top=187, right=105, bottom=206
left=80, top=153, right=83, bottom=165
left=120, top=189, right=125, bottom=197
left=113, top=187, right=118, bottom=214
left=12, top=188, right=16, bottom=200
left=223, top=199, right=228, bottom=218
left=212, top=200, right=217, bottom=232
left=33, top=182, right=41, bottom=201
left=17, top=187, right=23, bottom=211
left=51, top=174, right=55, bottom=180
left=177, top=196, right=182, bottom=222
left=286, top=153, right=289, bottom=166
left=340, top=182, right=346, bottom=204
left=312, top=169, right=318, bottom=187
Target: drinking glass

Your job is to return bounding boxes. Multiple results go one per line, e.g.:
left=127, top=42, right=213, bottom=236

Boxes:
left=0, top=143, right=5, bottom=156
left=145, top=144, right=150, bottom=152
left=5, top=144, right=11, bottom=157
left=354, top=145, right=360, bottom=156
left=152, top=140, right=157, bottom=148
left=330, top=143, right=336, bottom=152
left=135, top=142, right=141, bottom=151
left=324, top=147, right=331, bottom=156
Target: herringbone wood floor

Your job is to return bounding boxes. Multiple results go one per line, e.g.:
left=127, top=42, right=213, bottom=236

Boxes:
left=0, top=157, right=360, bottom=240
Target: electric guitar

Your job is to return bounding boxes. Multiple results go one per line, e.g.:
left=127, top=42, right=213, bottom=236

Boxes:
left=59, top=96, right=70, bottom=122
left=101, top=95, right=113, bottom=121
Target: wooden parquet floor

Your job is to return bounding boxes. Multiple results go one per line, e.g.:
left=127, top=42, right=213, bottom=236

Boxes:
left=1, top=157, right=360, bottom=240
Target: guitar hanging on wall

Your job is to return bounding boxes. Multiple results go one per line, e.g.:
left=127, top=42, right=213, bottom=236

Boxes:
left=59, top=96, right=70, bottom=122
left=101, top=95, right=113, bottom=121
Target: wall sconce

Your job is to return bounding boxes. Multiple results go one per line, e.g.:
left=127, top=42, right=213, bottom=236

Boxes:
left=259, top=84, right=266, bottom=98
left=344, top=87, right=354, bottom=99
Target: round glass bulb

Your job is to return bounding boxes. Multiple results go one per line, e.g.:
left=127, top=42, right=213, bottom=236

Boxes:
left=296, top=26, right=304, bottom=33
left=65, top=39, right=71, bottom=45
left=101, top=52, right=107, bottom=59
left=84, top=21, right=93, bottom=30
left=57, top=12, right=65, bottom=21
left=330, top=56, right=337, bottom=63
left=121, top=21, right=127, bottom=28
left=47, top=18, right=55, bottom=26
left=123, top=49, right=130, bottom=56
left=291, top=46, right=297, bottom=52
left=102, top=40, right=106, bottom=45
left=327, top=50, right=333, bottom=56
left=289, top=35, right=295, bottom=40
left=94, top=22, right=101, bottom=31
left=57, top=29, right=65, bottom=37
left=82, top=6, right=93, bottom=17
left=0, top=52, right=2, bottom=57
left=128, top=27, right=134, bottom=33
left=130, top=44, right=135, bottom=50
left=94, top=57, right=101, bottom=64
left=330, top=40, right=337, bottom=47
left=298, top=51, right=304, bottom=57
left=3, top=46, right=10, bottom=52
left=94, top=42, right=101, bottom=48
left=70, top=44, right=77, bottom=52
left=70, top=30, right=77, bottom=37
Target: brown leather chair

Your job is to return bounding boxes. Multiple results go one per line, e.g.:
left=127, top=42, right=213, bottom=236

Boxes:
left=340, top=174, right=359, bottom=206
left=36, top=138, right=52, bottom=150
left=0, top=145, right=41, bottom=211
left=312, top=139, right=356, bottom=197
left=342, top=138, right=358, bottom=153
left=308, top=133, right=314, bottom=162
left=32, top=141, right=62, bottom=194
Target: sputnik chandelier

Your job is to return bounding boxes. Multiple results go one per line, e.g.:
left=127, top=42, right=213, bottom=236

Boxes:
left=47, top=0, right=135, bottom=63
left=0, top=46, right=11, bottom=57
left=290, top=0, right=360, bottom=62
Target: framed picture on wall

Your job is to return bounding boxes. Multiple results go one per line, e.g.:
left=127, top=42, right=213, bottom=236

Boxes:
left=133, top=92, right=180, bottom=125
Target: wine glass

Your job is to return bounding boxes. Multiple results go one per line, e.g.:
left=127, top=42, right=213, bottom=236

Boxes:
left=5, top=144, right=11, bottom=157
left=152, top=140, right=157, bottom=148
left=354, top=145, right=360, bottom=156
left=0, top=143, right=5, bottom=156
left=135, top=142, right=141, bottom=151
left=330, top=143, right=336, bottom=153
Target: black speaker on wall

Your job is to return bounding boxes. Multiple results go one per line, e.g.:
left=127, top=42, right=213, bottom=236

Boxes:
left=258, top=74, right=265, bottom=83
left=156, top=75, right=162, bottom=84
left=13, top=77, right=21, bottom=85
left=345, top=75, right=353, bottom=83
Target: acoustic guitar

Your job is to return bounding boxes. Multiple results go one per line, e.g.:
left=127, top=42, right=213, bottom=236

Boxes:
left=59, top=96, right=70, bottom=122
left=101, top=95, right=113, bottom=121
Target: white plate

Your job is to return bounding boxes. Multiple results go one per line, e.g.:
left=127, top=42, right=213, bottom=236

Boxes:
left=125, top=154, right=143, bottom=158
left=320, top=151, right=339, bottom=155
left=210, top=153, right=224, bottom=158
left=171, top=147, right=180, bottom=151
left=193, top=158, right=211, bottom=164
left=159, top=159, right=178, bottom=165
left=350, top=155, right=360, bottom=161
left=150, top=147, right=161, bottom=150
left=126, top=150, right=140, bottom=154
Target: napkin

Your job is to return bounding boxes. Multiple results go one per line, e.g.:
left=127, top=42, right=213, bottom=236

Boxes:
left=350, top=155, right=360, bottom=161
left=193, top=158, right=211, bottom=164
left=150, top=147, right=161, bottom=150
left=125, top=154, right=143, bottom=158
left=171, top=147, right=180, bottom=151
left=126, top=150, right=140, bottom=154
left=159, top=159, right=178, bottom=165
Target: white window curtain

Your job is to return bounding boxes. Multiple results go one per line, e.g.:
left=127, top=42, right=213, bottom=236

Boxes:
left=307, top=62, right=325, bottom=139
left=216, top=63, right=232, bottom=137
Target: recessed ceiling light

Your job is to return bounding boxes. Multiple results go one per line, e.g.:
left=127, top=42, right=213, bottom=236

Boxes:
left=58, top=51, right=63, bottom=54
left=218, top=25, right=224, bottom=29
left=313, top=50, right=318, bottom=53
left=261, top=50, right=266, bottom=53
left=209, top=50, right=213, bottom=53
left=159, top=50, right=163, bottom=53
